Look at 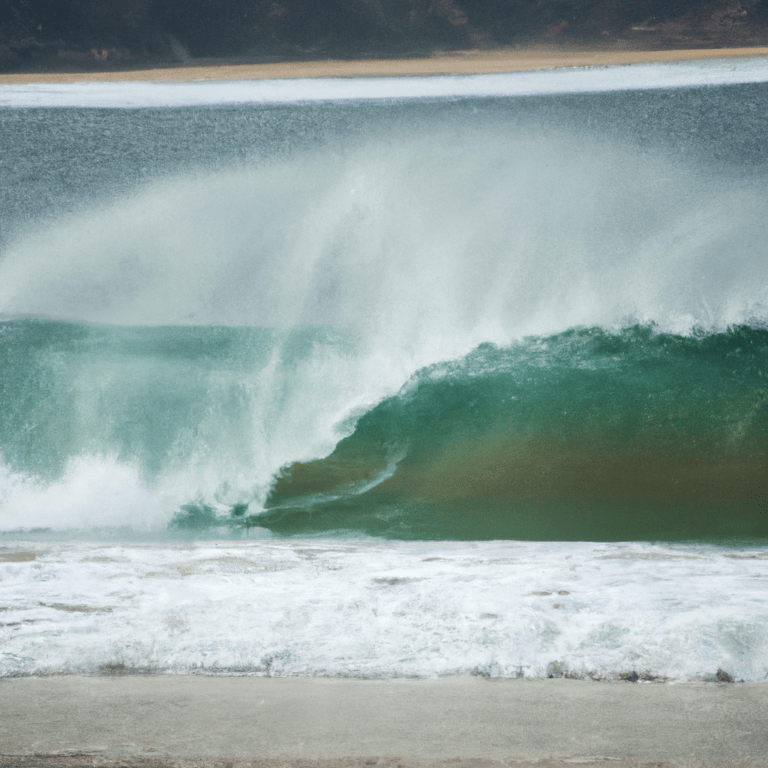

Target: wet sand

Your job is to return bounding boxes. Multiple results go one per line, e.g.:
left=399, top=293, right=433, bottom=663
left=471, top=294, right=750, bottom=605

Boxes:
left=1, top=676, right=767, bottom=767
left=2, top=46, right=768, bottom=84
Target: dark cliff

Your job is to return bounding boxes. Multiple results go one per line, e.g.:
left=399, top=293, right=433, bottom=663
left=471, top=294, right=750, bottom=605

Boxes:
left=3, top=0, right=768, bottom=71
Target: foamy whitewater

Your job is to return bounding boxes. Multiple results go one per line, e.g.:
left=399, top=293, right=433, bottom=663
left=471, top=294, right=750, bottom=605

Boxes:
left=1, top=60, right=767, bottom=681
left=2, top=541, right=767, bottom=681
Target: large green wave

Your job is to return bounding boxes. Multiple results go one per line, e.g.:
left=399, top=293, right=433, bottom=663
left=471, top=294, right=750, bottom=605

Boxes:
left=260, top=325, right=768, bottom=541
left=1, top=320, right=767, bottom=540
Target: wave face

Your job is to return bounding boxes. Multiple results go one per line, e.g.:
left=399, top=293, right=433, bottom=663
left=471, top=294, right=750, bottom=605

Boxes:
left=1, top=77, right=768, bottom=540
left=265, top=325, right=768, bottom=540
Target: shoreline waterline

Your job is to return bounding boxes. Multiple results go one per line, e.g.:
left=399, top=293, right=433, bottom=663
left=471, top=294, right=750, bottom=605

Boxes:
left=3, top=45, right=768, bottom=85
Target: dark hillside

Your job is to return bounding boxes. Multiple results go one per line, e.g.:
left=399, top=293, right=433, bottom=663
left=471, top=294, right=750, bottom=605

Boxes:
left=2, top=0, right=768, bottom=71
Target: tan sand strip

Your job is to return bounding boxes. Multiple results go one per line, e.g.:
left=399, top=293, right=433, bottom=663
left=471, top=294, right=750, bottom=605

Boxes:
left=1, top=677, right=766, bottom=767
left=2, top=46, right=768, bottom=85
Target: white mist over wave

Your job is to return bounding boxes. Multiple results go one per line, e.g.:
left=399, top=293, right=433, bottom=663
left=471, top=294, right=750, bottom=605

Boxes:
left=1, top=127, right=767, bottom=531
left=3, top=131, right=766, bottom=335
left=2, top=57, right=768, bottom=108
left=0, top=457, right=160, bottom=531
left=1, top=540, right=767, bottom=681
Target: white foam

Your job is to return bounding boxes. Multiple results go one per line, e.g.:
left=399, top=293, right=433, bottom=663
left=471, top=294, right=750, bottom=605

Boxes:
left=1, top=540, right=766, bottom=681
left=2, top=57, right=768, bottom=108
left=0, top=457, right=162, bottom=531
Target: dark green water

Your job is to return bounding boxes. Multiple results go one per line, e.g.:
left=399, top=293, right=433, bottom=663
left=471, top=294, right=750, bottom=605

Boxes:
left=260, top=325, right=768, bottom=541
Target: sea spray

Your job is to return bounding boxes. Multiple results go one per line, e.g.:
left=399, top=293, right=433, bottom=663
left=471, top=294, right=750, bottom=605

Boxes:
left=2, top=129, right=766, bottom=333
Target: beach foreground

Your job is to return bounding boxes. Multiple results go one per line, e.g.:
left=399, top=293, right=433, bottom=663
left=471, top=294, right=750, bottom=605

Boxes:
left=2, top=46, right=768, bottom=84
left=1, top=677, right=767, bottom=767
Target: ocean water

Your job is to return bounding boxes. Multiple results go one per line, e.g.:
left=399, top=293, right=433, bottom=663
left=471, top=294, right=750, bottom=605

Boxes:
left=1, top=60, right=767, bottom=681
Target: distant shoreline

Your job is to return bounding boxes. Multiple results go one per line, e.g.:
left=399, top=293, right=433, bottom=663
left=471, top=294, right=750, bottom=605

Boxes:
left=2, top=45, right=768, bottom=85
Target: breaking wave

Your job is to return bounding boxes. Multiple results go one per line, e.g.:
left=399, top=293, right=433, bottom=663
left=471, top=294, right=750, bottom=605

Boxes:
left=1, top=87, right=767, bottom=540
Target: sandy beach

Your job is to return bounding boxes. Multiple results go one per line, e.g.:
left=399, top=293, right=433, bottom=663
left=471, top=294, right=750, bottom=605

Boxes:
left=1, top=676, right=767, bottom=767
left=1, top=46, right=768, bottom=85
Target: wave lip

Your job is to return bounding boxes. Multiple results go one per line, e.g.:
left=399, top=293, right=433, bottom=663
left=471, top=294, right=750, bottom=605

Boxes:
left=2, top=57, right=768, bottom=108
